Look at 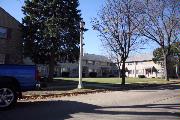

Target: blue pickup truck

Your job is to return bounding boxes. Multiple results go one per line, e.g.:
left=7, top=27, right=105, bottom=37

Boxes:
left=0, top=64, right=40, bottom=109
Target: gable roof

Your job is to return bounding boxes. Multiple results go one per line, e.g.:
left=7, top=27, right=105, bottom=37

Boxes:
left=83, top=53, right=112, bottom=62
left=126, top=53, right=153, bottom=62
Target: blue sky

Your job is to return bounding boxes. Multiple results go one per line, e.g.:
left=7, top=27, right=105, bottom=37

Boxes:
left=0, top=0, right=156, bottom=56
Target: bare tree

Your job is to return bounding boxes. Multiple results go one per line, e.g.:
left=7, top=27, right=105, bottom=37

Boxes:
left=106, top=47, right=122, bottom=78
left=136, top=0, right=180, bottom=80
left=92, top=0, right=142, bottom=85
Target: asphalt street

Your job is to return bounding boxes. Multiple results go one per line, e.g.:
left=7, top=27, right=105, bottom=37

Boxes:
left=0, top=83, right=179, bottom=120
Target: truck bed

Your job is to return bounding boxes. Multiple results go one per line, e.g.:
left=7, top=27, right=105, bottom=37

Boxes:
left=0, top=64, right=37, bottom=91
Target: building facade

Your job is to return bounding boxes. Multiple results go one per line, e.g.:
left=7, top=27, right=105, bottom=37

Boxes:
left=0, top=7, right=22, bottom=64
left=125, top=54, right=164, bottom=78
left=37, top=53, right=119, bottom=77
left=125, top=53, right=180, bottom=78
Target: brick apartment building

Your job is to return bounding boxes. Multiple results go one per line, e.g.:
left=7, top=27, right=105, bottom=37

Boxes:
left=0, top=7, right=22, bottom=64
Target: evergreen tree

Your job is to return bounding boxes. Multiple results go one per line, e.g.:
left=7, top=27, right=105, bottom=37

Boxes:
left=153, top=42, right=180, bottom=63
left=22, top=0, right=82, bottom=81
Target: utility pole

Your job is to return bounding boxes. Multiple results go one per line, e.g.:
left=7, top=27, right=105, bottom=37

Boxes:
left=78, top=21, right=85, bottom=89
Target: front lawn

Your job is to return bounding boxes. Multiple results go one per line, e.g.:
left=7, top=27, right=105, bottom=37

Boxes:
left=54, top=77, right=172, bottom=84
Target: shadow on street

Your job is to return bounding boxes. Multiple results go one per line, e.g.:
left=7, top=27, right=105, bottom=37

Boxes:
left=0, top=100, right=179, bottom=120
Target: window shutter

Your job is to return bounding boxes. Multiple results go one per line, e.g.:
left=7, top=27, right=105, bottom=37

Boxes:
left=0, top=27, right=8, bottom=39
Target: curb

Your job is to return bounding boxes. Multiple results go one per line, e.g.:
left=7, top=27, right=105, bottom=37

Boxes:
left=21, top=89, right=110, bottom=100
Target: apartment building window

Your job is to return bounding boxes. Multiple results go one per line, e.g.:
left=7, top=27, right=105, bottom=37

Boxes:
left=101, top=62, right=107, bottom=66
left=62, top=67, right=69, bottom=72
left=128, top=63, right=133, bottom=65
left=72, top=68, right=78, bottom=74
left=88, top=68, right=93, bottom=72
left=87, top=60, right=93, bottom=64
left=95, top=61, right=100, bottom=65
left=0, top=27, right=8, bottom=39
left=110, top=63, right=114, bottom=66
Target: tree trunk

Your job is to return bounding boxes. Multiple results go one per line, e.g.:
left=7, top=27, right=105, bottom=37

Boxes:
left=163, top=53, right=169, bottom=81
left=48, top=52, right=55, bottom=82
left=176, top=63, right=179, bottom=79
left=121, top=59, right=126, bottom=85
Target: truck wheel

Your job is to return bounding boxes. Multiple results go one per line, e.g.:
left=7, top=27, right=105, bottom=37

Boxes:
left=0, top=87, right=17, bottom=109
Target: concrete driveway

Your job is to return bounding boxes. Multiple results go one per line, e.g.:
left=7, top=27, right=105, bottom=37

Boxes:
left=0, top=83, right=179, bottom=120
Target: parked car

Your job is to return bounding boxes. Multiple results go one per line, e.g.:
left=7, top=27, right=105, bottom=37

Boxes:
left=0, top=64, right=40, bottom=109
